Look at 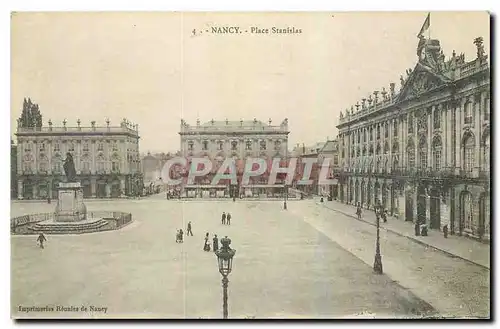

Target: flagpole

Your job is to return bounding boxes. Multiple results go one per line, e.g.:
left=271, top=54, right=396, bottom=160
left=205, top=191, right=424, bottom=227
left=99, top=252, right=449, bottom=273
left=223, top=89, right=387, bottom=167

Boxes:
left=428, top=13, right=431, bottom=40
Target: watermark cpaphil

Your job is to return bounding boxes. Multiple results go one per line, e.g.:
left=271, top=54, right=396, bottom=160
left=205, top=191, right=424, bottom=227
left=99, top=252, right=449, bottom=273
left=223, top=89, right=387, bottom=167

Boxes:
left=160, top=157, right=337, bottom=186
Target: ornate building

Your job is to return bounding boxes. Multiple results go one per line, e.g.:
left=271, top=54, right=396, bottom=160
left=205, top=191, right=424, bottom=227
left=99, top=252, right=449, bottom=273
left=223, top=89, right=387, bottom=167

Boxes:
left=11, top=140, right=17, bottom=199
left=15, top=117, right=143, bottom=199
left=178, top=118, right=290, bottom=197
left=336, top=36, right=490, bottom=241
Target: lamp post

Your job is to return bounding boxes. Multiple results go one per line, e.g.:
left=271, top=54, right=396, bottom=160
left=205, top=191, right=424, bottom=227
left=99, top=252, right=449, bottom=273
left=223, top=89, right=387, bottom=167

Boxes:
left=215, top=236, right=236, bottom=319
left=373, top=202, right=383, bottom=274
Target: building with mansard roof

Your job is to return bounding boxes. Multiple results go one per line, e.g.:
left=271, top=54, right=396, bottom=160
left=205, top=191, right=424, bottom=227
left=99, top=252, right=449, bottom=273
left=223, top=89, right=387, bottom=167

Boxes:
left=336, top=35, right=490, bottom=242
left=178, top=118, right=290, bottom=198
left=15, top=117, right=143, bottom=199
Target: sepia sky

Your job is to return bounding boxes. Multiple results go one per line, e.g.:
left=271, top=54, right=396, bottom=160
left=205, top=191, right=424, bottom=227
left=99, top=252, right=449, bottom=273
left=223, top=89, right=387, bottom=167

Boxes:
left=11, top=12, right=490, bottom=153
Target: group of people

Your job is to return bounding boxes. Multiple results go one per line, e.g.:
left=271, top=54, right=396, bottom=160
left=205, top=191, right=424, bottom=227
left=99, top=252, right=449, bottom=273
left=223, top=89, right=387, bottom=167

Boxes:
left=356, top=202, right=388, bottom=223
left=175, top=221, right=194, bottom=243
left=221, top=212, right=231, bottom=225
left=203, top=233, right=220, bottom=252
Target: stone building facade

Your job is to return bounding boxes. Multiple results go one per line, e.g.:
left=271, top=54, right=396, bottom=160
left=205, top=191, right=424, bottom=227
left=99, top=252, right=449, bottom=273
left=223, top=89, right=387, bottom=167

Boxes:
left=180, top=118, right=289, bottom=161
left=336, top=36, right=490, bottom=241
left=15, top=118, right=143, bottom=199
left=178, top=118, right=290, bottom=197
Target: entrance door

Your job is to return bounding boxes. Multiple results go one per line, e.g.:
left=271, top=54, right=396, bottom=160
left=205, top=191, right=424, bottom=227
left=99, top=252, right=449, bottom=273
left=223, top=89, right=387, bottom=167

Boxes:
left=405, top=194, right=414, bottom=222
left=97, top=182, right=106, bottom=198
left=430, top=190, right=441, bottom=230
left=417, top=186, right=427, bottom=225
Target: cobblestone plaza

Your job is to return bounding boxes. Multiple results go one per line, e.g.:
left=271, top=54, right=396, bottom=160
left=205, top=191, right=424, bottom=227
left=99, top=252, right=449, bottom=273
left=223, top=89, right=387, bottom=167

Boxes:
left=11, top=198, right=489, bottom=318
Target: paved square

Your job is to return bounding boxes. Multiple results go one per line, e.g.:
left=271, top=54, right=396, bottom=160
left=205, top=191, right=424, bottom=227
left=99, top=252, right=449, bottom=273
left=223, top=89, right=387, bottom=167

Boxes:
left=12, top=199, right=438, bottom=318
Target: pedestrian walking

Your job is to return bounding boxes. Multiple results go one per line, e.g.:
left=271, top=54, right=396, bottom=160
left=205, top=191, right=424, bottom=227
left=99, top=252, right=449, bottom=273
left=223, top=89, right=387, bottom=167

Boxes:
left=37, top=233, right=47, bottom=249
left=382, top=209, right=388, bottom=223
left=213, top=234, right=219, bottom=252
left=221, top=212, right=226, bottom=225
left=356, top=205, right=362, bottom=220
left=187, top=221, right=193, bottom=236
left=226, top=213, right=231, bottom=226
left=203, top=232, right=211, bottom=252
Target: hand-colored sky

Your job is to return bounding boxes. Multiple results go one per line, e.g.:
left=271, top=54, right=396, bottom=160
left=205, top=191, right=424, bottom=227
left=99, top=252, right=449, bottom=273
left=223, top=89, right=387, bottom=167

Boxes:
left=11, top=12, right=490, bottom=153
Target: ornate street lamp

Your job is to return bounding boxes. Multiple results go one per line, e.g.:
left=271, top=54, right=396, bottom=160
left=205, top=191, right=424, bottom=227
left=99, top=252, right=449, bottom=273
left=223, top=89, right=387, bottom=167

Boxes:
left=373, top=203, right=383, bottom=274
left=215, top=236, right=236, bottom=319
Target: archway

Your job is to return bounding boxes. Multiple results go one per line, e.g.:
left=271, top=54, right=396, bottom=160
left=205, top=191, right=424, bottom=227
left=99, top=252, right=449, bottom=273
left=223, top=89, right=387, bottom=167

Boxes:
left=429, top=188, right=441, bottom=229
left=417, top=185, right=427, bottom=225
left=405, top=190, right=414, bottom=222
left=361, top=181, right=365, bottom=206
left=459, top=190, right=473, bottom=235
left=355, top=180, right=360, bottom=205
left=349, top=179, right=354, bottom=204
left=23, top=179, right=33, bottom=199
left=479, top=192, right=490, bottom=239
left=374, top=181, right=380, bottom=207
left=366, top=182, right=372, bottom=208
left=382, top=183, right=388, bottom=210
left=37, top=180, right=48, bottom=199
left=111, top=180, right=121, bottom=198
left=390, top=183, right=396, bottom=215
left=97, top=179, right=107, bottom=198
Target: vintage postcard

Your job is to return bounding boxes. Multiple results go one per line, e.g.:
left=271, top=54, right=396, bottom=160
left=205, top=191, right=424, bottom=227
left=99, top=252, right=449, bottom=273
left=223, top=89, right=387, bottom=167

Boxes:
left=10, top=12, right=490, bottom=319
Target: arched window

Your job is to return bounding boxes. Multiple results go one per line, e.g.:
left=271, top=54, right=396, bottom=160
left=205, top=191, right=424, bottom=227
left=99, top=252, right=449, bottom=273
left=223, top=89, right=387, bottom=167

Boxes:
left=434, top=108, right=441, bottom=129
left=385, top=122, right=389, bottom=138
left=376, top=143, right=381, bottom=155
left=463, top=133, right=475, bottom=172
left=408, top=114, right=414, bottom=134
left=464, top=101, right=473, bottom=125
left=484, top=98, right=490, bottom=120
left=484, top=134, right=490, bottom=172
left=432, top=137, right=442, bottom=171
left=393, top=119, right=398, bottom=137
left=363, top=129, right=367, bottom=142
left=377, top=125, right=381, bottom=140
left=384, top=141, right=389, bottom=154
left=419, top=136, right=427, bottom=170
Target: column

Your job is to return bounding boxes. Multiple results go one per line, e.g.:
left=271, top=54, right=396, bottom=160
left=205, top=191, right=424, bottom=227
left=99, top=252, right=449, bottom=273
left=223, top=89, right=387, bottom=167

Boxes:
left=426, top=192, right=431, bottom=225
left=474, top=94, right=481, bottom=174
left=455, top=98, right=465, bottom=173
left=412, top=184, right=418, bottom=222
left=17, top=179, right=23, bottom=200
left=105, top=183, right=111, bottom=198
left=444, top=103, right=451, bottom=170
left=428, top=106, right=433, bottom=170
left=400, top=116, right=405, bottom=169
left=91, top=178, right=97, bottom=198
left=120, top=177, right=126, bottom=197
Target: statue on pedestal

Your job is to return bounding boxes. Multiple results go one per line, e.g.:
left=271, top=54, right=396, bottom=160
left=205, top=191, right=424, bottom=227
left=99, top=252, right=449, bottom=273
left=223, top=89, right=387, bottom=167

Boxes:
left=63, top=152, right=77, bottom=182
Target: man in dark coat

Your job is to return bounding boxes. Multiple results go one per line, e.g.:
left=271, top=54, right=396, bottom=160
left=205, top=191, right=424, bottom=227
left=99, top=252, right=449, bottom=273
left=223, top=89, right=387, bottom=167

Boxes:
left=187, top=221, right=193, bottom=236
left=213, top=234, right=219, bottom=252
left=226, top=213, right=231, bottom=226
left=221, top=212, right=226, bottom=225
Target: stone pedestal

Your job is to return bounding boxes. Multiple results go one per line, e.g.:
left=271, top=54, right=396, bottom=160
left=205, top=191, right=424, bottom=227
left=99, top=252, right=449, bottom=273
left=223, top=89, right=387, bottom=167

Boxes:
left=55, top=182, right=87, bottom=222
